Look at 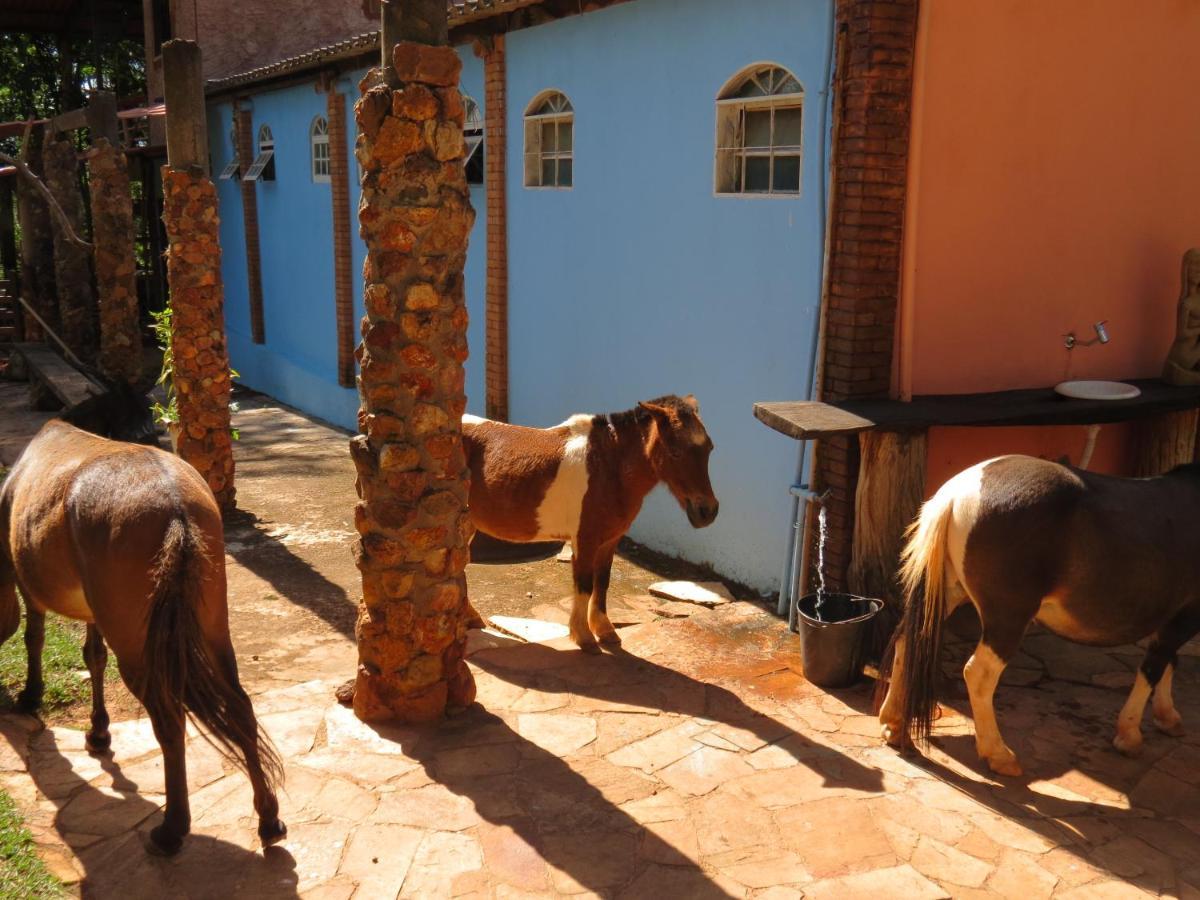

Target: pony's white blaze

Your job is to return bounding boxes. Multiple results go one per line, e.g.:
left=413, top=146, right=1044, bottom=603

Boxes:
left=534, top=415, right=592, bottom=542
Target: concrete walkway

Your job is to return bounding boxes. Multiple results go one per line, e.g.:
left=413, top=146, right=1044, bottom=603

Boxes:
left=1, top=389, right=1198, bottom=898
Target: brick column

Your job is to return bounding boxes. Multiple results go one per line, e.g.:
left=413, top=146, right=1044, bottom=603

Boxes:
left=327, top=85, right=356, bottom=388
left=483, top=37, right=508, bottom=421
left=43, top=134, right=96, bottom=362
left=235, top=105, right=266, bottom=344
left=348, top=41, right=476, bottom=723
left=815, top=0, right=920, bottom=590
left=88, top=138, right=143, bottom=385
left=16, top=126, right=54, bottom=341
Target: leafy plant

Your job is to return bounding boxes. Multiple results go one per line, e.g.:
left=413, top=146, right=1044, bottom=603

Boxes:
left=150, top=305, right=240, bottom=440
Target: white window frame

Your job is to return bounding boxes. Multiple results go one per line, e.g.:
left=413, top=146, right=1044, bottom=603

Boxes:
left=523, top=90, right=573, bottom=190
left=463, top=95, right=484, bottom=184
left=714, top=64, right=804, bottom=198
left=218, top=123, right=240, bottom=180
left=243, top=124, right=275, bottom=182
left=311, top=116, right=331, bottom=183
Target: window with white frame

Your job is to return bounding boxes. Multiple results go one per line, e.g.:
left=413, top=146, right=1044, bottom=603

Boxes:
left=243, top=124, right=275, bottom=182
left=217, top=124, right=240, bottom=180
left=463, top=96, right=484, bottom=186
left=523, top=91, right=572, bottom=189
left=311, top=116, right=331, bottom=183
left=715, top=64, right=803, bottom=196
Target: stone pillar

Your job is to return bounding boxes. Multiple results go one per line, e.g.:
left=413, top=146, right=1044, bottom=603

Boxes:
left=16, top=127, right=56, bottom=342
left=42, top=134, right=96, bottom=362
left=348, top=33, right=476, bottom=723
left=88, top=138, right=143, bottom=385
left=161, top=39, right=237, bottom=510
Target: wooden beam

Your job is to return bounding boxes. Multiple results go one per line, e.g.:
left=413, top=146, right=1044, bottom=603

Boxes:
left=161, top=40, right=208, bottom=174
left=50, top=108, right=88, bottom=135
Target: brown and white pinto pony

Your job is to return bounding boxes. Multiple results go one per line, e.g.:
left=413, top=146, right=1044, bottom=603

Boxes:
left=0, top=385, right=285, bottom=855
left=879, top=454, right=1200, bottom=776
left=463, top=395, right=718, bottom=651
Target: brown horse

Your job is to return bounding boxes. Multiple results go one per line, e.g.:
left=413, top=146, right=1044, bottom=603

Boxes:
left=463, top=395, right=718, bottom=651
left=0, top=385, right=285, bottom=855
left=879, top=454, right=1200, bottom=776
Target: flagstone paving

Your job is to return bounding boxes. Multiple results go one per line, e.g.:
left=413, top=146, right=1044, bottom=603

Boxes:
left=2, top=388, right=1200, bottom=897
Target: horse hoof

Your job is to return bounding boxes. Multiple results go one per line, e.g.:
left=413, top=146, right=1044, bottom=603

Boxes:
left=259, top=819, right=287, bottom=848
left=880, top=722, right=904, bottom=748
left=576, top=640, right=602, bottom=655
left=85, top=732, right=112, bottom=754
left=14, top=692, right=41, bottom=716
left=145, top=825, right=185, bottom=857
left=1154, top=715, right=1185, bottom=737
left=1113, top=733, right=1144, bottom=757
left=595, top=630, right=622, bottom=646
left=987, top=757, right=1023, bottom=777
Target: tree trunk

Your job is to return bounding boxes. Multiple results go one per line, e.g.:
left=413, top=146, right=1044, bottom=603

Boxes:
left=16, top=127, right=56, bottom=343
left=348, top=8, right=476, bottom=723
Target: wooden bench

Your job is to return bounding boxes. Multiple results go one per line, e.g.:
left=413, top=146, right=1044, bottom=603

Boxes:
left=754, top=379, right=1200, bottom=602
left=9, top=343, right=102, bottom=409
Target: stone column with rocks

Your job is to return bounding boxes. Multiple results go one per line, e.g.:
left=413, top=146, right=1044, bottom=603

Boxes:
left=161, top=170, right=236, bottom=509
left=161, top=39, right=236, bottom=511
left=42, top=134, right=96, bottom=361
left=347, top=37, right=476, bottom=723
left=88, top=138, right=143, bottom=385
left=16, top=127, right=55, bottom=342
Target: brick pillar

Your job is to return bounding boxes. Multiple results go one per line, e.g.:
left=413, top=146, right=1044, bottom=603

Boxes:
left=43, top=134, right=96, bottom=362
left=348, top=42, right=476, bottom=723
left=815, top=0, right=920, bottom=590
left=327, top=85, right=356, bottom=388
left=235, top=105, right=266, bottom=344
left=161, top=168, right=237, bottom=509
left=88, top=138, right=143, bottom=385
left=483, top=37, right=508, bottom=421
left=16, top=126, right=54, bottom=342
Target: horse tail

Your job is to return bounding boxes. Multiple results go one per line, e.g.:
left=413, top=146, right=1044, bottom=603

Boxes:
left=893, top=482, right=956, bottom=745
left=141, top=517, right=282, bottom=789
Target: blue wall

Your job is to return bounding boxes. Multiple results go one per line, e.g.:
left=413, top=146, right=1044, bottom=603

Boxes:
left=504, top=0, right=831, bottom=590
left=208, top=47, right=488, bottom=429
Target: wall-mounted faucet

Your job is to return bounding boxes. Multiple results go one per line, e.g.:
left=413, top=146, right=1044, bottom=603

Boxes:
left=1065, top=321, right=1110, bottom=350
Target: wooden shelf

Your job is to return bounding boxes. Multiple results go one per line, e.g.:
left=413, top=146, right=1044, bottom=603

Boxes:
left=754, top=379, right=1200, bottom=441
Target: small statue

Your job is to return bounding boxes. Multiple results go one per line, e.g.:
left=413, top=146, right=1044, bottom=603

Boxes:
left=1163, top=248, right=1200, bottom=386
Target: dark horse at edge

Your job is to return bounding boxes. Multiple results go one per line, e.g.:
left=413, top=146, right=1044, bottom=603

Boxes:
left=0, top=380, right=285, bottom=855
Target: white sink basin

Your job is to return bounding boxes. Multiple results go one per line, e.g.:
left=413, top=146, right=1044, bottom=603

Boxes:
left=1053, top=380, right=1141, bottom=401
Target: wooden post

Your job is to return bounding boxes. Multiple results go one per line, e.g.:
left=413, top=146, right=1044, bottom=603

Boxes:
left=0, top=178, right=21, bottom=341
left=1133, top=410, right=1199, bottom=477
left=86, top=91, right=120, bottom=147
left=162, top=42, right=209, bottom=176
left=161, top=39, right=237, bottom=509
left=848, top=430, right=927, bottom=604
left=43, top=132, right=96, bottom=361
left=346, top=0, right=476, bottom=722
left=16, top=125, right=55, bottom=342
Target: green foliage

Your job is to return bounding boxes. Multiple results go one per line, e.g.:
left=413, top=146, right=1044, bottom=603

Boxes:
left=0, top=32, right=146, bottom=156
left=150, top=306, right=241, bottom=440
left=0, top=791, right=64, bottom=898
left=0, top=612, right=108, bottom=713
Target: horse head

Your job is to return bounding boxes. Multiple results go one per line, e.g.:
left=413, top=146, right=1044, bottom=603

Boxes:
left=639, top=394, right=719, bottom=528
left=61, top=369, right=161, bottom=447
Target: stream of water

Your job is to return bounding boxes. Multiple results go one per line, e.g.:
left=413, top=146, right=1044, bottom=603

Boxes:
left=814, top=502, right=829, bottom=619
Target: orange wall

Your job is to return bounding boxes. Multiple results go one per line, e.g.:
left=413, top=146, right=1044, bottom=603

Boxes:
left=899, top=0, right=1200, bottom=493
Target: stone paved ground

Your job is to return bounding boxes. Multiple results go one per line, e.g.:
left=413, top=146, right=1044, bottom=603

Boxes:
left=2, top=386, right=1200, bottom=898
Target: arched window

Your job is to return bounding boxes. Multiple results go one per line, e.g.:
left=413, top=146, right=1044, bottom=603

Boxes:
left=524, top=91, right=572, bottom=189
left=244, top=124, right=275, bottom=182
left=463, top=96, right=484, bottom=186
left=311, top=116, right=330, bottom=183
left=715, top=64, right=803, bottom=195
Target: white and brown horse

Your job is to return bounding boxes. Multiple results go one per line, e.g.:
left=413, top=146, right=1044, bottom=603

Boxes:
left=463, top=395, right=718, bottom=651
left=0, top=385, right=285, bottom=855
left=879, top=454, right=1200, bottom=776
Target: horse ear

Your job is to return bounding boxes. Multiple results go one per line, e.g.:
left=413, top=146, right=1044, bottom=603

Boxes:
left=682, top=394, right=699, bottom=412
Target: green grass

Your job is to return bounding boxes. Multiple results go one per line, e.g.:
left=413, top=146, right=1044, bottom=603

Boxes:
left=0, top=789, right=63, bottom=898
left=0, top=612, right=94, bottom=714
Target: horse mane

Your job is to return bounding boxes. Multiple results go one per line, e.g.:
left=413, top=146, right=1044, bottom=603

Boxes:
left=60, top=385, right=160, bottom=446
left=597, top=395, right=691, bottom=431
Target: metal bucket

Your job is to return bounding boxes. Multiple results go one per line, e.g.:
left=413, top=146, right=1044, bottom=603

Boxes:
left=796, top=592, right=882, bottom=688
